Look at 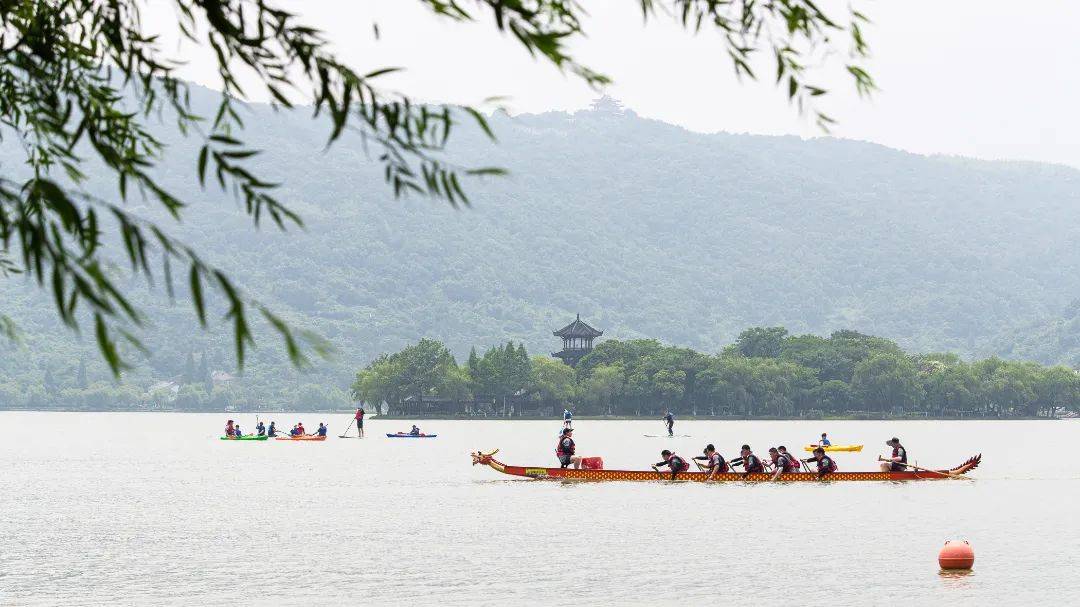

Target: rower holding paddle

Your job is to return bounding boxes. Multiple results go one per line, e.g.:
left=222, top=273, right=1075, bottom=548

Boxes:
left=662, top=410, right=675, bottom=437
left=652, top=449, right=689, bottom=480
left=692, top=444, right=728, bottom=481
left=879, top=437, right=908, bottom=472
left=255, top=421, right=265, bottom=437
left=556, top=428, right=581, bottom=469
left=818, top=433, right=831, bottom=447
left=225, top=419, right=235, bottom=437
left=767, top=447, right=797, bottom=481
left=808, top=447, right=837, bottom=479
left=267, top=421, right=278, bottom=437
left=733, top=445, right=764, bottom=477
left=315, top=423, right=328, bottom=437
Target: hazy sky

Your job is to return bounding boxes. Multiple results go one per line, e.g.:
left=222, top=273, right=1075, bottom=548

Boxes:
left=147, top=0, right=1080, bottom=168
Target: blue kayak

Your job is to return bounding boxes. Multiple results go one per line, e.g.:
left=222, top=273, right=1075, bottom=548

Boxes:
left=386, top=433, right=437, bottom=438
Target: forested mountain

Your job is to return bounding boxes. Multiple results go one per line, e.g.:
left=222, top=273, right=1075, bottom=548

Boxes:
left=4, top=88, right=1080, bottom=410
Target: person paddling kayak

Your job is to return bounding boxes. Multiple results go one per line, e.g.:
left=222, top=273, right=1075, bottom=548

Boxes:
left=233, top=424, right=243, bottom=438
left=315, top=423, right=328, bottom=437
left=354, top=407, right=365, bottom=438
left=225, top=419, right=235, bottom=437
left=652, top=449, right=689, bottom=480
left=692, top=444, right=728, bottom=481
left=563, top=408, right=573, bottom=429
left=409, top=425, right=421, bottom=436
left=809, top=447, right=837, bottom=479
left=662, top=410, right=675, bottom=437
left=267, top=422, right=278, bottom=437
left=296, top=422, right=305, bottom=435
left=256, top=421, right=265, bottom=437
left=556, top=428, right=581, bottom=469
left=879, top=437, right=908, bottom=472
left=818, top=433, right=831, bottom=447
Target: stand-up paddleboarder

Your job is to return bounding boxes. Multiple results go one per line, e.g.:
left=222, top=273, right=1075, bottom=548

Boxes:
left=354, top=407, right=365, bottom=438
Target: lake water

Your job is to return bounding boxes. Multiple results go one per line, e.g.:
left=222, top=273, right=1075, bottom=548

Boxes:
left=1, top=413, right=1077, bottom=605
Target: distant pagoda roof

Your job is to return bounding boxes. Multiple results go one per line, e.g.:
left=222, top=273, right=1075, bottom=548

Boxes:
left=553, top=314, right=603, bottom=338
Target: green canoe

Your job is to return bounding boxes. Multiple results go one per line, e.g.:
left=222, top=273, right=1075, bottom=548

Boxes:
left=219, top=435, right=268, bottom=441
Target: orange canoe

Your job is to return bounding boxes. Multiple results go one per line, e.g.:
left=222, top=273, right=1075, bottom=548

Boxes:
left=274, top=435, right=327, bottom=441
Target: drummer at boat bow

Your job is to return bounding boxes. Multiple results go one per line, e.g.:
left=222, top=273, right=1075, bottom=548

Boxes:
left=767, top=447, right=797, bottom=481
left=556, top=428, right=581, bottom=469
left=880, top=437, right=908, bottom=472
left=733, top=445, right=764, bottom=476
left=652, top=449, right=689, bottom=480
left=692, top=444, right=728, bottom=480
left=809, top=447, right=837, bottom=479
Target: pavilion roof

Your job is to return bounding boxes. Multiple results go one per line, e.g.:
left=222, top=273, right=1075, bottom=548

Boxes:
left=553, top=314, right=603, bottom=338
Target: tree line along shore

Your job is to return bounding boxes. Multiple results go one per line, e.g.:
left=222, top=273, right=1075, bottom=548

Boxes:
left=350, top=328, right=1078, bottom=419
left=3, top=326, right=1077, bottom=417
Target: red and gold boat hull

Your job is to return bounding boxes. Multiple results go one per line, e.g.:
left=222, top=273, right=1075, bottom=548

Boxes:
left=470, top=450, right=981, bottom=482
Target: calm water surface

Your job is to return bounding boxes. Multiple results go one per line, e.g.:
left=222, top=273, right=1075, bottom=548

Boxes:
left=1, top=413, right=1077, bottom=606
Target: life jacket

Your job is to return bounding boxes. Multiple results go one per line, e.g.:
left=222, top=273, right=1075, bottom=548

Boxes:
left=556, top=437, right=576, bottom=456
left=777, top=454, right=796, bottom=473
left=893, top=445, right=907, bottom=464
left=297, top=425, right=305, bottom=434
left=819, top=456, right=837, bottom=473
left=709, top=453, right=728, bottom=473
left=744, top=454, right=763, bottom=473
left=225, top=423, right=234, bottom=436
left=668, top=453, right=689, bottom=472
left=355, top=410, right=364, bottom=420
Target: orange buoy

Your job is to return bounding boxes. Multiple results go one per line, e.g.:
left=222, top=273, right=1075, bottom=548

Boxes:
left=938, top=540, right=975, bottom=570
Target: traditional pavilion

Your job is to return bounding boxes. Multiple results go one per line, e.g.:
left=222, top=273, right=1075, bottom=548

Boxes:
left=552, top=314, right=603, bottom=367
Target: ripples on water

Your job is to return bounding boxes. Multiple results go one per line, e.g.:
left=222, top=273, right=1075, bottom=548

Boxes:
left=1, top=414, right=1077, bottom=605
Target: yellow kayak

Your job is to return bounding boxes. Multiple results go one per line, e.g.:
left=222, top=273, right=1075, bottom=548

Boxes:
left=804, top=444, right=864, bottom=452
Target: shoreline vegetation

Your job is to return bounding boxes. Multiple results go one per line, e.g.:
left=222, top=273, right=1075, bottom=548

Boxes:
left=5, top=327, right=1078, bottom=418
left=348, top=328, right=1078, bottom=420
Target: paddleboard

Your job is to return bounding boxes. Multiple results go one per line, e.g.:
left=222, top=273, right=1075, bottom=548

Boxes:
left=643, top=434, right=692, bottom=438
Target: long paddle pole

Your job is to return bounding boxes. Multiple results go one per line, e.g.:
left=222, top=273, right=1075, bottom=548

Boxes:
left=877, top=456, right=971, bottom=480
left=339, top=419, right=355, bottom=438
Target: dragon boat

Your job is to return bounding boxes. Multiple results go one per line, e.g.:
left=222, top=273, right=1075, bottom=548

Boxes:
left=470, top=450, right=981, bottom=482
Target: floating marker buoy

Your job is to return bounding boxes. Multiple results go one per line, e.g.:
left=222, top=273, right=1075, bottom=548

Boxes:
left=938, top=540, right=975, bottom=570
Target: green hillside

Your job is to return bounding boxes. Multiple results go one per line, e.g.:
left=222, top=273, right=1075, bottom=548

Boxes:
left=3, top=89, right=1080, bottom=410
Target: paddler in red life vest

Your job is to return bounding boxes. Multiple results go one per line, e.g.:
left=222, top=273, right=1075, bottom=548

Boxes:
left=692, top=444, right=728, bottom=481
left=225, top=420, right=235, bottom=437
left=768, top=447, right=797, bottom=481
left=556, top=428, right=581, bottom=469
left=809, top=447, right=837, bottom=479
left=735, top=444, right=764, bottom=477
left=880, top=437, right=908, bottom=472
left=777, top=446, right=799, bottom=471
left=651, top=449, right=689, bottom=480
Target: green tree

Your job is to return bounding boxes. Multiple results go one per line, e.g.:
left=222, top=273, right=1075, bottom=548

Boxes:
left=528, top=356, right=576, bottom=408
left=852, top=353, right=924, bottom=416
left=735, top=327, right=789, bottom=358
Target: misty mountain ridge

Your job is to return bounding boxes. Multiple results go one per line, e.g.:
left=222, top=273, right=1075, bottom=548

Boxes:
left=4, top=85, right=1080, bottom=405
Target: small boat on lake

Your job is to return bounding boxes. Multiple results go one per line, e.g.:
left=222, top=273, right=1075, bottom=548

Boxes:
left=274, top=435, right=327, bottom=441
left=387, top=433, right=437, bottom=438
left=470, top=450, right=981, bottom=482
left=219, top=435, right=268, bottom=441
left=803, top=444, right=863, bottom=452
